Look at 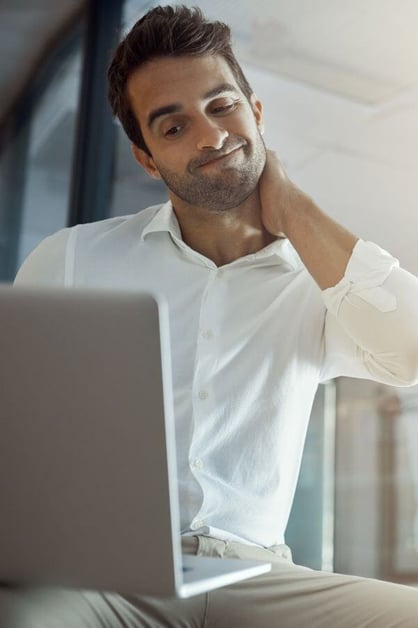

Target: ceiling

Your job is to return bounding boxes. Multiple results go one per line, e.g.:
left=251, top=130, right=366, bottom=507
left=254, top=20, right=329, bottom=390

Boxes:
left=2, top=0, right=418, bottom=275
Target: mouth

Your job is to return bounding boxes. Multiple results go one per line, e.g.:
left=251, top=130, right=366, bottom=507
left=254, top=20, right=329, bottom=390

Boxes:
left=198, top=145, right=243, bottom=168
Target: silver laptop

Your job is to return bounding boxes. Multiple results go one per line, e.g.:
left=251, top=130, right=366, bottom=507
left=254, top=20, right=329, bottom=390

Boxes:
left=0, top=284, right=271, bottom=597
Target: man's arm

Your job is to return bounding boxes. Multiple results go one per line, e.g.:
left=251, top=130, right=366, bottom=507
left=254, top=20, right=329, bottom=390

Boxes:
left=259, top=150, right=358, bottom=290
left=259, top=149, right=418, bottom=386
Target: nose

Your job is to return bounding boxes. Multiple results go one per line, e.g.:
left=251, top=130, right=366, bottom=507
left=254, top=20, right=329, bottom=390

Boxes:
left=195, top=118, right=229, bottom=151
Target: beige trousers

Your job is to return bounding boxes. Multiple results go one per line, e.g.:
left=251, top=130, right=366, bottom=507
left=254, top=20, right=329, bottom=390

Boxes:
left=2, top=535, right=418, bottom=627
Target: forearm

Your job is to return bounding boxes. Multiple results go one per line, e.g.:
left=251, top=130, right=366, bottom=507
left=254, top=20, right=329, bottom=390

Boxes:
left=282, top=192, right=359, bottom=290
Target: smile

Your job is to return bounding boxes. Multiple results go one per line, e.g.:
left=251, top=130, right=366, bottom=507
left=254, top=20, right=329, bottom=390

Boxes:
left=199, top=146, right=243, bottom=168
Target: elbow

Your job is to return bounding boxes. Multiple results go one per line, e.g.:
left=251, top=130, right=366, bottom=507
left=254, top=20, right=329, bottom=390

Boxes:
left=400, top=352, right=418, bottom=386
left=399, top=337, right=418, bottom=385
left=364, top=347, right=418, bottom=387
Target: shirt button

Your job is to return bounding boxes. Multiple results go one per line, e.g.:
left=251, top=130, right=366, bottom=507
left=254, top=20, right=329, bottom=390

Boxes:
left=192, top=458, right=204, bottom=470
left=191, top=519, right=205, bottom=530
left=201, top=329, right=213, bottom=339
left=198, top=390, right=208, bottom=400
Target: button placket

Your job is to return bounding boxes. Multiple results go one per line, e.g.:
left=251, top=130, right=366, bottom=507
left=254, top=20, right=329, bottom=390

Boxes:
left=193, top=273, right=219, bottom=409
left=190, top=270, right=224, bottom=534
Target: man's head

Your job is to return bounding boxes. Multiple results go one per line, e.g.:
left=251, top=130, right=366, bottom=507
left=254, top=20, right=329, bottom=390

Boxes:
left=108, top=5, right=254, bottom=156
left=108, top=5, right=266, bottom=212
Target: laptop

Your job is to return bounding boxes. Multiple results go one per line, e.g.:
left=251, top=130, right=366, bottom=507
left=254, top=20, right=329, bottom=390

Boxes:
left=0, top=284, right=271, bottom=597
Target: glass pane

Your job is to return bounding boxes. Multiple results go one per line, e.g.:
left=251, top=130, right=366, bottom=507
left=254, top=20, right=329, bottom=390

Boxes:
left=334, top=379, right=418, bottom=584
left=0, top=121, right=29, bottom=281
left=17, top=40, right=83, bottom=269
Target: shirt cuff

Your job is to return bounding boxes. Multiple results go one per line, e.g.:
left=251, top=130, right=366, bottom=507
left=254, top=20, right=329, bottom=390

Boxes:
left=322, top=239, right=400, bottom=316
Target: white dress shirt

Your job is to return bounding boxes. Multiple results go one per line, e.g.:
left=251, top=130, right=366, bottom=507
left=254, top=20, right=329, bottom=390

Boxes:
left=15, top=201, right=418, bottom=547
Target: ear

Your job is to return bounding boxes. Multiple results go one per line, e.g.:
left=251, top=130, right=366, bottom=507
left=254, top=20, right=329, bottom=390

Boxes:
left=250, top=93, right=264, bottom=135
left=131, top=144, right=162, bottom=180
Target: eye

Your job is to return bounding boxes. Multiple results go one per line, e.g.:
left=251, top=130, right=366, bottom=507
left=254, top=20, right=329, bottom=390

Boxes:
left=164, top=125, right=182, bottom=137
left=212, top=101, right=239, bottom=114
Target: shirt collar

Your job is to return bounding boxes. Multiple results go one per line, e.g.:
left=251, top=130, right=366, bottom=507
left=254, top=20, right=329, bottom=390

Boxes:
left=141, top=200, right=302, bottom=271
left=141, top=200, right=181, bottom=242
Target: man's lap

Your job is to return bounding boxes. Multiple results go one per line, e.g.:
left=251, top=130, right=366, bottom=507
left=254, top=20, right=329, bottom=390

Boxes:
left=1, top=536, right=418, bottom=628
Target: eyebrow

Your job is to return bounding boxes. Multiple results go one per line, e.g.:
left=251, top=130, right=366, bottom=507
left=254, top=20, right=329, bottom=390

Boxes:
left=146, top=83, right=240, bottom=129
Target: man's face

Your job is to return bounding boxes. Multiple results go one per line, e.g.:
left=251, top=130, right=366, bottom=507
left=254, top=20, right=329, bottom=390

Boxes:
left=128, top=54, right=266, bottom=212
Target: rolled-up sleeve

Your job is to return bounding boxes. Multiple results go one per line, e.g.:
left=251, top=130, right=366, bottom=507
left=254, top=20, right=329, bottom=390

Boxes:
left=319, top=239, right=418, bottom=386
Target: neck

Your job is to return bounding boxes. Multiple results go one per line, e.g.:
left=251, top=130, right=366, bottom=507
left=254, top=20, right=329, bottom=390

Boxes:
left=169, top=189, right=279, bottom=267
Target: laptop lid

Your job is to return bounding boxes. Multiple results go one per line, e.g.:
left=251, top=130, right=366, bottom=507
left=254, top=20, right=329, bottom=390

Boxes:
left=0, top=284, right=271, bottom=597
left=0, top=285, right=182, bottom=594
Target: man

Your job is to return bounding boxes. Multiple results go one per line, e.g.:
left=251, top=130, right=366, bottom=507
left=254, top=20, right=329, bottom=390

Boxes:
left=4, top=4, right=418, bottom=627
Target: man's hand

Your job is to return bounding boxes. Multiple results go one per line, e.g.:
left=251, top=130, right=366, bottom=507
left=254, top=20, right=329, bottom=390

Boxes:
left=258, top=148, right=358, bottom=289
left=258, top=149, right=308, bottom=238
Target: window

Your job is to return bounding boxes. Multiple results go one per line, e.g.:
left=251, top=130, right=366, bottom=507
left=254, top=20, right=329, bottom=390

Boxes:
left=0, top=26, right=83, bottom=281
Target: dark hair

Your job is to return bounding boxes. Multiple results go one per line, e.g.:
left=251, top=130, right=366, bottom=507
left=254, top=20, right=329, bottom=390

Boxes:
left=107, top=5, right=253, bottom=155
